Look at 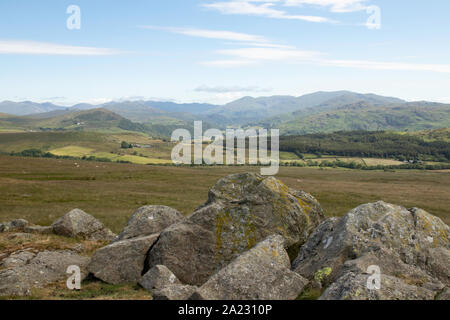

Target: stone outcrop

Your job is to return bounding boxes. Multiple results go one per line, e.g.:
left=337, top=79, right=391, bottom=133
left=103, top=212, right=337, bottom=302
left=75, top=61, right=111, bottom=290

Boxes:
left=0, top=219, right=30, bottom=233
left=116, top=206, right=183, bottom=242
left=147, top=173, right=324, bottom=285
left=153, top=284, right=198, bottom=300
left=88, top=234, right=159, bottom=284
left=190, top=235, right=308, bottom=300
left=51, top=209, right=116, bottom=241
left=292, top=201, right=449, bottom=300
left=0, top=250, right=89, bottom=297
left=139, top=265, right=198, bottom=300
left=139, top=265, right=181, bottom=291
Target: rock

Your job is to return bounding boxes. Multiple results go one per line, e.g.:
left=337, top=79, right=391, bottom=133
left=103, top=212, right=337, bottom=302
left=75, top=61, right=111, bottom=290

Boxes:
left=51, top=209, right=116, bottom=241
left=190, top=235, right=308, bottom=300
left=436, top=287, right=450, bottom=300
left=153, top=284, right=198, bottom=300
left=292, top=201, right=450, bottom=300
left=0, top=219, right=30, bottom=233
left=139, top=265, right=181, bottom=291
left=9, top=219, right=30, bottom=231
left=116, top=206, right=183, bottom=241
left=0, top=250, right=89, bottom=297
left=23, top=225, right=53, bottom=235
left=2, top=251, right=35, bottom=268
left=148, top=173, right=324, bottom=285
left=319, top=272, right=436, bottom=300
left=7, top=233, right=34, bottom=241
left=88, top=234, right=159, bottom=284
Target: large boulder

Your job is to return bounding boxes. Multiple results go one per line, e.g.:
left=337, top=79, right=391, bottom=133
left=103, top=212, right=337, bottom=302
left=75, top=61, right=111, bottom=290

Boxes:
left=139, top=265, right=181, bottom=291
left=292, top=201, right=449, bottom=300
left=190, top=235, right=308, bottom=300
left=88, top=234, right=159, bottom=284
left=0, top=250, right=89, bottom=297
left=51, top=209, right=116, bottom=241
left=116, top=206, right=183, bottom=241
left=147, top=173, right=324, bottom=285
left=139, top=265, right=198, bottom=300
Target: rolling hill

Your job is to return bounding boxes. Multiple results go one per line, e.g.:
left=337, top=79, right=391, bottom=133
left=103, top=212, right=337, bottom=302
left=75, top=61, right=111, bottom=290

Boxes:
left=0, top=108, right=150, bottom=133
left=0, top=101, right=67, bottom=116
left=256, top=101, right=450, bottom=135
left=1, top=91, right=449, bottom=135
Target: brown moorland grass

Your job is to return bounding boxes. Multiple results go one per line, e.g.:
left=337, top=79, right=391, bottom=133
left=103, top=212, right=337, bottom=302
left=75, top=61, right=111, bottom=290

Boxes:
left=0, top=156, right=448, bottom=232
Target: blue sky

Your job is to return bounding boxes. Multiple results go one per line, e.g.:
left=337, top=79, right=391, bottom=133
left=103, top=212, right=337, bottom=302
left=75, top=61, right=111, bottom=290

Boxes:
left=1, top=0, right=450, bottom=105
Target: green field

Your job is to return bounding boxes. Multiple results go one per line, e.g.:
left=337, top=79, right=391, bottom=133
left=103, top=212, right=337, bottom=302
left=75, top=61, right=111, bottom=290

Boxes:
left=0, top=156, right=448, bottom=233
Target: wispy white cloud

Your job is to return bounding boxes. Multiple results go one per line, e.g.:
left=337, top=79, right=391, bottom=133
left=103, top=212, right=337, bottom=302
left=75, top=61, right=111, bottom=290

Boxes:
left=201, top=0, right=334, bottom=23
left=140, top=25, right=270, bottom=43
left=195, top=85, right=271, bottom=93
left=0, top=40, right=121, bottom=55
left=215, top=47, right=322, bottom=60
left=203, top=46, right=450, bottom=73
left=284, top=0, right=369, bottom=13
left=320, top=59, right=450, bottom=73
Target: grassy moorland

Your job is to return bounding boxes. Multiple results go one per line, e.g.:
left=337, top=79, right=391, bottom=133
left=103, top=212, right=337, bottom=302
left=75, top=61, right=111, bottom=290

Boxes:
left=0, top=155, right=448, bottom=232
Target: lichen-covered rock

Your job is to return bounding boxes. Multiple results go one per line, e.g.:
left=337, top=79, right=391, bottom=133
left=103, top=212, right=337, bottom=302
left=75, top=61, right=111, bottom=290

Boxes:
left=139, top=265, right=181, bottom=291
left=23, top=225, right=53, bottom=235
left=320, top=272, right=436, bottom=300
left=148, top=173, right=324, bottom=285
left=0, top=250, right=89, bottom=297
left=0, top=219, right=30, bottom=233
left=1, top=251, right=36, bottom=268
left=292, top=201, right=450, bottom=300
left=51, top=209, right=116, bottom=241
left=436, top=287, right=450, bottom=300
left=116, top=206, right=183, bottom=242
left=88, top=234, right=159, bottom=284
left=190, top=235, right=308, bottom=300
left=153, top=284, right=198, bottom=300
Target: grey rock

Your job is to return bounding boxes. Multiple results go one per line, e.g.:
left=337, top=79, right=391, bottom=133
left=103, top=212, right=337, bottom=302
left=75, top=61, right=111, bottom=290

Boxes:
left=153, top=284, right=198, bottom=300
left=2, top=251, right=36, bottom=268
left=0, top=219, right=30, bottom=233
left=7, top=232, right=33, bottom=241
left=88, top=234, right=159, bottom=284
left=319, top=272, right=435, bottom=300
left=23, top=225, right=53, bottom=235
left=0, top=250, right=89, bottom=297
left=116, top=205, right=183, bottom=241
left=51, top=209, right=116, bottom=241
left=148, top=173, right=324, bottom=285
left=190, top=235, right=308, bottom=300
left=292, top=201, right=449, bottom=300
left=139, top=265, right=181, bottom=291
left=436, top=287, right=450, bottom=300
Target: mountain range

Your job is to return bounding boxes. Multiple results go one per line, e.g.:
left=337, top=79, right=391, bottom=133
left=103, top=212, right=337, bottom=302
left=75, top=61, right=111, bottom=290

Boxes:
left=1, top=91, right=449, bottom=136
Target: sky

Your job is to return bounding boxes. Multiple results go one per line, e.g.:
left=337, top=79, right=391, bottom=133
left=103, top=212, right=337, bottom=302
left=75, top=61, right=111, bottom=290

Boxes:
left=1, top=0, right=450, bottom=105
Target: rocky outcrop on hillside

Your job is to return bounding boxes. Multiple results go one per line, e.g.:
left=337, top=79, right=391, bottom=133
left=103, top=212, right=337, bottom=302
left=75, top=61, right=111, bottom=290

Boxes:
left=292, top=201, right=449, bottom=300
left=0, top=250, right=89, bottom=296
left=147, top=173, right=325, bottom=285
left=88, top=234, right=159, bottom=284
left=52, top=209, right=116, bottom=241
left=1, top=173, right=449, bottom=300
left=115, top=205, right=183, bottom=242
left=190, top=235, right=308, bottom=300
